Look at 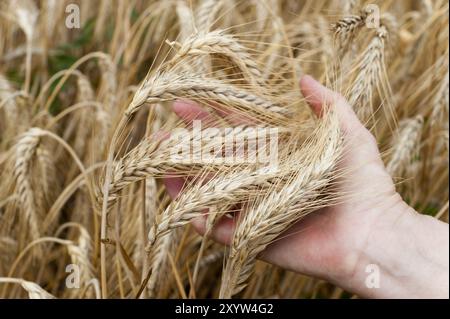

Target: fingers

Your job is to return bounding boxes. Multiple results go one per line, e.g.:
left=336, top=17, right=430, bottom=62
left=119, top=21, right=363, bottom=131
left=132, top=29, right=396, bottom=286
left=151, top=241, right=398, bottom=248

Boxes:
left=300, top=75, right=388, bottom=184
left=211, top=102, right=255, bottom=125
left=163, top=176, right=185, bottom=199
left=299, top=75, right=365, bottom=135
left=164, top=176, right=235, bottom=244
left=191, top=214, right=236, bottom=246
left=173, top=99, right=254, bottom=126
left=299, top=75, right=335, bottom=117
left=170, top=99, right=240, bottom=244
left=172, top=100, right=218, bottom=126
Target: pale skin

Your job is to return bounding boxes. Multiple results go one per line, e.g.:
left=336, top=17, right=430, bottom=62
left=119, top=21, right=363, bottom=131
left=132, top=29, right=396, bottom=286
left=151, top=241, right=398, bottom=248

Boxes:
left=164, top=75, right=449, bottom=299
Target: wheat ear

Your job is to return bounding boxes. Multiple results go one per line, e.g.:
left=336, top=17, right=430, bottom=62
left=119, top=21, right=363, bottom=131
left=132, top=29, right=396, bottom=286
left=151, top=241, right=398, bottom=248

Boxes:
left=347, top=27, right=389, bottom=121
left=220, top=113, right=342, bottom=298
left=13, top=128, right=43, bottom=241
left=127, top=72, right=289, bottom=121
left=387, top=115, right=424, bottom=177
left=331, top=12, right=366, bottom=53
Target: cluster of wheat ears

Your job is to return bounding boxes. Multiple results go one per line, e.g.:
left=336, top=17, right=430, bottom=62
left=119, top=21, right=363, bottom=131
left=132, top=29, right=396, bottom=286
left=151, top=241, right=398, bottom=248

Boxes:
left=0, top=0, right=448, bottom=299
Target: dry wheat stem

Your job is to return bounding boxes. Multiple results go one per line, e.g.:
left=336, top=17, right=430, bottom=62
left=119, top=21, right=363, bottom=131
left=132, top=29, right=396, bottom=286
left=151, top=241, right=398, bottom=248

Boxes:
left=127, top=72, right=290, bottom=121
left=220, top=113, right=342, bottom=298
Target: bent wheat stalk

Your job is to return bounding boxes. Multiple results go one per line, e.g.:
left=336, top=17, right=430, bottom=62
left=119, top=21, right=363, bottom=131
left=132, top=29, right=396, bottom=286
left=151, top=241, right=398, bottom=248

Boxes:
left=99, top=124, right=273, bottom=210
left=126, top=72, right=290, bottom=121
left=0, top=278, right=55, bottom=299
left=387, top=115, right=424, bottom=177
left=220, top=112, right=342, bottom=298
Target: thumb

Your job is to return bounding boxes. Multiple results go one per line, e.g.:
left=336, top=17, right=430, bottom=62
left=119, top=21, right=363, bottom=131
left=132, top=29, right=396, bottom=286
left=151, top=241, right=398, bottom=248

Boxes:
left=299, top=75, right=384, bottom=168
left=299, top=75, right=364, bottom=135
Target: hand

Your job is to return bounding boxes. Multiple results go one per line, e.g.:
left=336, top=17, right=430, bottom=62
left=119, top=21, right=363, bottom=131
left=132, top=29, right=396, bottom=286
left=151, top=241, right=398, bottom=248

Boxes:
left=164, top=76, right=449, bottom=299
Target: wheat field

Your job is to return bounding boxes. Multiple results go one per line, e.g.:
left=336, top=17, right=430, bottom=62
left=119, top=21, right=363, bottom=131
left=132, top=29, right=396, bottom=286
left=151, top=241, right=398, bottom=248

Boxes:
left=0, top=0, right=448, bottom=299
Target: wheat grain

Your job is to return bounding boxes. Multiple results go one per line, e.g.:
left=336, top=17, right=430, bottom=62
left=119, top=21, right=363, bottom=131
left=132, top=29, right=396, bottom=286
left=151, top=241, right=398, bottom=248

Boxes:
left=220, top=113, right=342, bottom=298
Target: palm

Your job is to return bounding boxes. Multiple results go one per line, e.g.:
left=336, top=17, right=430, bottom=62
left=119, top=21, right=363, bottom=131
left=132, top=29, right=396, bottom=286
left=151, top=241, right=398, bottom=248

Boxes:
left=260, top=131, right=400, bottom=280
left=166, top=75, right=403, bottom=283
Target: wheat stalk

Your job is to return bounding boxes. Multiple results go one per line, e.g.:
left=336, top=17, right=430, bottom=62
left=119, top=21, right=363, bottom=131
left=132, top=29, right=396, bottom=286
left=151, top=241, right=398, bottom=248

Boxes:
left=0, top=278, right=55, bottom=299
left=347, top=27, right=389, bottom=122
left=127, top=71, right=289, bottom=121
left=220, top=112, right=342, bottom=298
left=387, top=115, right=424, bottom=177
left=13, top=128, right=44, bottom=242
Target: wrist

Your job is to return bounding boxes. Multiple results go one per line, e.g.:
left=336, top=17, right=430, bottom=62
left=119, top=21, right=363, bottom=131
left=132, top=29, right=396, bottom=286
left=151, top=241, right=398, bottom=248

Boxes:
left=347, top=199, right=417, bottom=298
left=333, top=197, right=449, bottom=298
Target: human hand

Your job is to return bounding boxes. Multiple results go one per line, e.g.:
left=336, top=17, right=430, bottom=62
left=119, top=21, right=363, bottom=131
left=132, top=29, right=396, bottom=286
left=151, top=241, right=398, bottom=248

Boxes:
left=164, top=76, right=449, bottom=298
